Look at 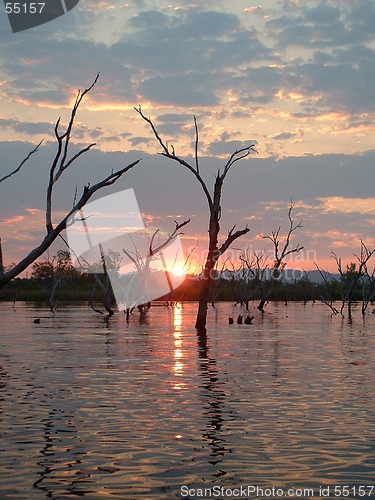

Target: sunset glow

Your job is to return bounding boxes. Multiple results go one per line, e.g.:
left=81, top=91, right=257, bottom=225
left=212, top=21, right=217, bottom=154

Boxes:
left=172, top=266, right=185, bottom=277
left=0, top=0, right=374, bottom=274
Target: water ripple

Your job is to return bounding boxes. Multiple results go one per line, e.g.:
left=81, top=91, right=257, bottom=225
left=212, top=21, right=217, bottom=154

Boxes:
left=0, top=302, right=375, bottom=498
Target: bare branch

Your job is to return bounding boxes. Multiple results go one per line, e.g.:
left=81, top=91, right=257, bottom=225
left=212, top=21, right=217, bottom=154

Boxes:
left=194, top=116, right=199, bottom=175
left=135, top=105, right=170, bottom=156
left=135, top=105, right=255, bottom=330
left=314, top=262, right=339, bottom=314
left=0, top=140, right=43, bottom=184
left=0, top=238, right=4, bottom=277
left=279, top=200, right=303, bottom=260
left=218, top=225, right=250, bottom=257
left=46, top=75, right=101, bottom=233
left=222, top=144, right=257, bottom=180
left=183, top=241, right=198, bottom=274
left=261, top=201, right=303, bottom=268
left=135, top=106, right=214, bottom=207
left=150, top=219, right=190, bottom=256
left=330, top=250, right=343, bottom=275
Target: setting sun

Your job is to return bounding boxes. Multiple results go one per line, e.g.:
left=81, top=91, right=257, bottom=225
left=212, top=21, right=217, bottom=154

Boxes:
left=172, top=266, right=185, bottom=277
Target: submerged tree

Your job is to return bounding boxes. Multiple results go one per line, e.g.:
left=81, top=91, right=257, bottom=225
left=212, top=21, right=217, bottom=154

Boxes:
left=135, top=107, right=256, bottom=332
left=120, top=219, right=190, bottom=319
left=235, top=247, right=269, bottom=310
left=361, top=257, right=375, bottom=316
left=31, top=250, right=82, bottom=311
left=315, top=240, right=375, bottom=319
left=0, top=74, right=140, bottom=289
left=257, top=201, right=304, bottom=312
left=332, top=241, right=375, bottom=319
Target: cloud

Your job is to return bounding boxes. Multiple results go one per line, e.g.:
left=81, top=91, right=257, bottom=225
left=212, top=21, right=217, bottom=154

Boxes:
left=266, top=1, right=375, bottom=49
left=273, top=129, right=304, bottom=141
left=129, top=136, right=153, bottom=147
left=1, top=138, right=374, bottom=268
left=0, top=117, right=52, bottom=135
left=1, top=0, right=375, bottom=269
left=318, top=197, right=375, bottom=215
left=1, top=0, right=374, bottom=149
left=207, top=138, right=257, bottom=157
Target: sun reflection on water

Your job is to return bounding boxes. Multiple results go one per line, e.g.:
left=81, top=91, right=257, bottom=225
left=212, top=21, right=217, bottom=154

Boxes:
left=173, top=302, right=182, bottom=330
left=173, top=303, right=185, bottom=390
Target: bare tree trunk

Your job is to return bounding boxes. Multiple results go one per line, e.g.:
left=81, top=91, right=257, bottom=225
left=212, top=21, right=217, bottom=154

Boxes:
left=0, top=238, right=4, bottom=278
left=196, top=180, right=220, bottom=330
left=196, top=253, right=217, bottom=331
left=257, top=297, right=267, bottom=312
left=348, top=298, right=353, bottom=321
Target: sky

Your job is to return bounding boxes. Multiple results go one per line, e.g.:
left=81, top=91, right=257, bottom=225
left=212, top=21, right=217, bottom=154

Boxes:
left=0, top=0, right=374, bottom=274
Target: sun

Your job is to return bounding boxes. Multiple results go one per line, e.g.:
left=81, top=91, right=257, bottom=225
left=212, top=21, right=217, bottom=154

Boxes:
left=172, top=266, right=185, bottom=277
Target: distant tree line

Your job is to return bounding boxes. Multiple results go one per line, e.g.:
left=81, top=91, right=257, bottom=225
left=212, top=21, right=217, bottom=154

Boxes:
left=2, top=247, right=374, bottom=320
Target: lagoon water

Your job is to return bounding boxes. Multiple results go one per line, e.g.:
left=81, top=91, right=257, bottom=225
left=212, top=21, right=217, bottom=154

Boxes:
left=1, top=301, right=375, bottom=499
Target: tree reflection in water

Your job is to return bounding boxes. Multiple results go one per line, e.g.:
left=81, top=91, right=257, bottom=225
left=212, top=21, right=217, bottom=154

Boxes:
left=197, top=331, right=227, bottom=472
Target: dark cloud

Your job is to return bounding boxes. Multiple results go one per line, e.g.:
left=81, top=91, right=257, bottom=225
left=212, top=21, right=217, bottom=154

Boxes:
left=158, top=114, right=190, bottom=124
left=157, top=123, right=187, bottom=136
left=128, top=10, right=169, bottom=29
left=129, top=136, right=153, bottom=147
left=207, top=139, right=257, bottom=157
left=0, top=7, right=276, bottom=109
left=273, top=130, right=303, bottom=141
left=138, top=73, right=220, bottom=107
left=267, top=1, right=375, bottom=48
left=0, top=118, right=52, bottom=135
left=1, top=139, right=375, bottom=265
left=289, top=49, right=375, bottom=113
left=110, top=9, right=275, bottom=106
left=0, top=0, right=372, bottom=118
left=0, top=38, right=136, bottom=105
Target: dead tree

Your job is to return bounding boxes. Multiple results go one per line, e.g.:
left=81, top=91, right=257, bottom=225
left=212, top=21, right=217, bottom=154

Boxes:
left=121, top=219, right=190, bottom=316
left=332, top=241, right=375, bottom=319
left=257, top=200, right=304, bottom=312
left=313, top=263, right=340, bottom=315
left=0, top=74, right=140, bottom=289
left=236, top=248, right=269, bottom=310
left=31, top=249, right=80, bottom=311
left=210, top=257, right=230, bottom=307
left=95, top=244, right=117, bottom=317
left=135, top=106, right=255, bottom=332
left=362, top=260, right=375, bottom=316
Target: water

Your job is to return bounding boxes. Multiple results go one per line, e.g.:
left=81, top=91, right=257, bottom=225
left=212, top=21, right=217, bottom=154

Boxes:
left=1, top=301, right=375, bottom=499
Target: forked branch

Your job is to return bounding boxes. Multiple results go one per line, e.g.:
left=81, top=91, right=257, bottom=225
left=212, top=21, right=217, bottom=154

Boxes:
left=149, top=219, right=190, bottom=257
left=218, top=225, right=250, bottom=257
left=261, top=200, right=304, bottom=267
left=46, top=73, right=100, bottom=233
left=135, top=106, right=213, bottom=207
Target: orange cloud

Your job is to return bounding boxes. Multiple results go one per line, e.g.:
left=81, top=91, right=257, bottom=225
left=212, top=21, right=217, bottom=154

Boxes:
left=318, top=197, right=375, bottom=215
left=2, top=215, right=25, bottom=224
